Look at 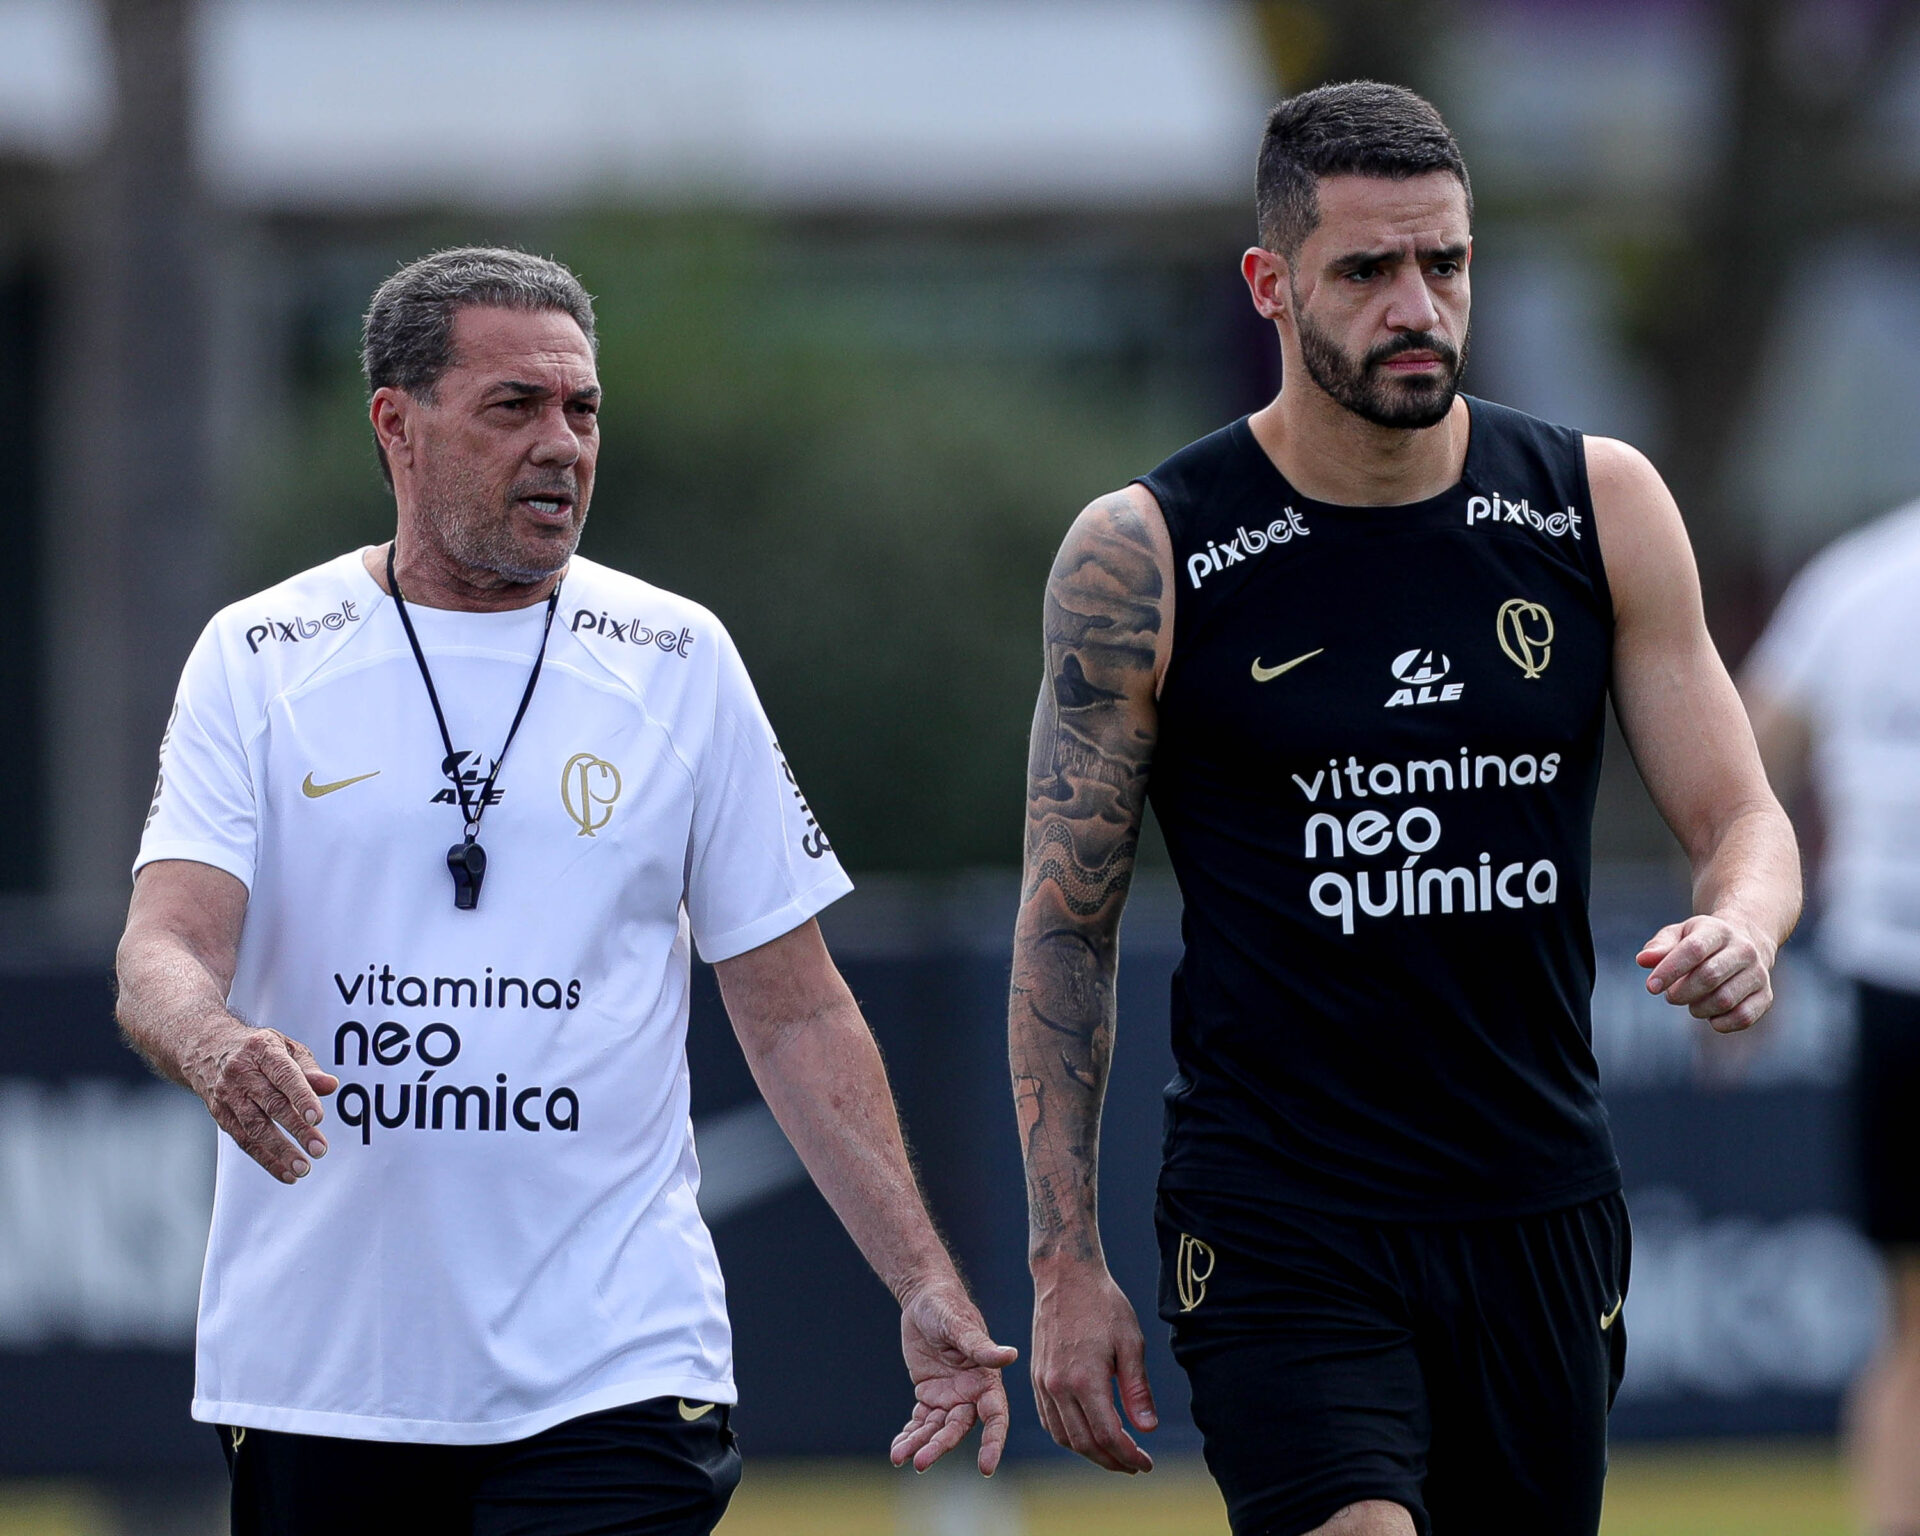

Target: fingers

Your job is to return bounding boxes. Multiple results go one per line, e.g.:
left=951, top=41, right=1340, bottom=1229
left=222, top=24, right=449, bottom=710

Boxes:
left=912, top=1404, right=977, bottom=1472
left=1114, top=1328, right=1158, bottom=1433
left=1038, top=1381, right=1152, bottom=1473
left=1706, top=978, right=1774, bottom=1033
left=1033, top=1353, right=1153, bottom=1473
left=976, top=1378, right=1010, bottom=1476
left=1682, top=963, right=1765, bottom=1021
left=284, top=1035, right=340, bottom=1096
left=255, top=1038, right=330, bottom=1153
left=1642, top=918, right=1723, bottom=994
left=1636, top=922, right=1685, bottom=969
left=1637, top=915, right=1777, bottom=1033
left=889, top=1402, right=979, bottom=1473
left=203, top=1030, right=331, bottom=1184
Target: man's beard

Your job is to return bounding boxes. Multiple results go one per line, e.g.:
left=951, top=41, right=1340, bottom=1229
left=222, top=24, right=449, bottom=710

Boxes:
left=1295, top=305, right=1467, bottom=431
left=417, top=469, right=586, bottom=587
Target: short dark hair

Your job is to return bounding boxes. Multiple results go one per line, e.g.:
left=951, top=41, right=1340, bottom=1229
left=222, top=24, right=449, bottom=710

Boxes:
left=1255, top=81, right=1471, bottom=261
left=361, top=247, right=597, bottom=486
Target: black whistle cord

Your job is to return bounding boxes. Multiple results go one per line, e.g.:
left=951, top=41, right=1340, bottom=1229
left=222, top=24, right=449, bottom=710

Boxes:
left=386, top=542, right=561, bottom=907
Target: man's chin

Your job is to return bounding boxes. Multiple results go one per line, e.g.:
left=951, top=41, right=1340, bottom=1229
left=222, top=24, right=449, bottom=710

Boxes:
left=1358, top=379, right=1458, bottom=431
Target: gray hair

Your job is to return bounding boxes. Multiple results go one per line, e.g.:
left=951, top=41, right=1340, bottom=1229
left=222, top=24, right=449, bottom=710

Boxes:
left=361, top=247, right=598, bottom=485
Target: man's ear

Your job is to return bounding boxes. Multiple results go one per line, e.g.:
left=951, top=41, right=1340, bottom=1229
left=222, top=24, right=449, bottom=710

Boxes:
left=1241, top=247, right=1292, bottom=322
left=370, top=387, right=416, bottom=473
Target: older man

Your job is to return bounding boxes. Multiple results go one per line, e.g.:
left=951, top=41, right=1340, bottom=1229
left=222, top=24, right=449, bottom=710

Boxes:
left=118, top=247, right=1010, bottom=1535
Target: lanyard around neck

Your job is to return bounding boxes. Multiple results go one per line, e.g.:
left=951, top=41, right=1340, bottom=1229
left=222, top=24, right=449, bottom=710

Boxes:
left=386, top=543, right=562, bottom=900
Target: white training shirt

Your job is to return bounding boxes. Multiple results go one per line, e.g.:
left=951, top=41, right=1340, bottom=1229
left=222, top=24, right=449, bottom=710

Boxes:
left=136, top=549, right=851, bottom=1444
left=1748, top=502, right=1920, bottom=992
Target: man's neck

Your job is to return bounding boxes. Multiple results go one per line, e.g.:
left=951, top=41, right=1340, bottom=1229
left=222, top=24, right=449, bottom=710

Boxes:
left=1247, top=384, right=1470, bottom=508
left=363, top=541, right=564, bottom=613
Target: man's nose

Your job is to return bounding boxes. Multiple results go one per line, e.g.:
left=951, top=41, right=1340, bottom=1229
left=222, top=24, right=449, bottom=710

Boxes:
left=528, top=406, right=581, bottom=464
left=1384, top=267, right=1440, bottom=332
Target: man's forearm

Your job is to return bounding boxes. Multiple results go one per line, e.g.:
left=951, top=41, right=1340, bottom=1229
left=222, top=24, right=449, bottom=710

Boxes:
left=1691, top=798, right=1802, bottom=954
left=742, top=998, right=962, bottom=1304
left=1008, top=493, right=1163, bottom=1272
left=116, top=927, right=246, bottom=1093
left=1009, top=892, right=1120, bottom=1269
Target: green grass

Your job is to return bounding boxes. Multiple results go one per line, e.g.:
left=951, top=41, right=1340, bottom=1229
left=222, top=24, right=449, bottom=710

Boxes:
left=0, top=1442, right=1854, bottom=1535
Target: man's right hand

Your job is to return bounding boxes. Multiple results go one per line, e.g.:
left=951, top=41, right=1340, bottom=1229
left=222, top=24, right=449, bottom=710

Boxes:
left=185, top=1019, right=337, bottom=1184
left=1030, top=1260, right=1158, bottom=1473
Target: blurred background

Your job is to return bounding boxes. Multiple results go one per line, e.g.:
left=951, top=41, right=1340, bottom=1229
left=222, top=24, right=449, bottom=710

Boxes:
left=0, top=0, right=1909, bottom=1531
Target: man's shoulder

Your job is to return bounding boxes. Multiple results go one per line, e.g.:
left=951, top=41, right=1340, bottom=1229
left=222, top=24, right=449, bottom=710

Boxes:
left=554, top=555, right=733, bottom=688
left=1461, top=395, right=1591, bottom=473
left=204, top=550, right=378, bottom=670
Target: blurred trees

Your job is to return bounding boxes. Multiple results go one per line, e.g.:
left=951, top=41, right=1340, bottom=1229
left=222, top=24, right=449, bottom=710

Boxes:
left=49, top=0, right=216, bottom=916
left=210, top=0, right=1920, bottom=877
left=233, top=216, right=1224, bottom=871
left=1616, top=0, right=1920, bottom=642
left=1263, top=0, right=1920, bottom=647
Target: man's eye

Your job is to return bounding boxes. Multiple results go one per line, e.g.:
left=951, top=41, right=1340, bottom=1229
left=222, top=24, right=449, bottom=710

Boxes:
left=1430, top=262, right=1459, bottom=278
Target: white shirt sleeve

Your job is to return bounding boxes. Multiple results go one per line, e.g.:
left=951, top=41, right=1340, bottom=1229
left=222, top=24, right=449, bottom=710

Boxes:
left=1745, top=547, right=1859, bottom=717
left=684, top=628, right=853, bottom=962
left=134, top=620, right=259, bottom=889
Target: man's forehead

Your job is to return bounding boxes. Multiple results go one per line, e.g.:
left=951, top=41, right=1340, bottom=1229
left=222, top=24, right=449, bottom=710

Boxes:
left=446, top=305, right=597, bottom=382
left=1308, top=172, right=1469, bottom=251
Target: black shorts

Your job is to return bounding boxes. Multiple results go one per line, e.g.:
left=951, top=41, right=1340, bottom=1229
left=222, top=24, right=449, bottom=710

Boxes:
left=1856, top=979, right=1920, bottom=1247
left=218, top=1397, right=740, bottom=1536
left=1157, top=1186, right=1629, bottom=1536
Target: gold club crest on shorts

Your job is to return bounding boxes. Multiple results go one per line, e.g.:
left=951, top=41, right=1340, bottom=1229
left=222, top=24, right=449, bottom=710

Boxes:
left=561, top=752, right=623, bottom=836
left=1175, top=1233, right=1217, bottom=1313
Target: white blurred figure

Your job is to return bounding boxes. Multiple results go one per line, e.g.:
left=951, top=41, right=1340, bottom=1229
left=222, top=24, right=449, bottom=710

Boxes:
left=1744, top=504, right=1920, bottom=1536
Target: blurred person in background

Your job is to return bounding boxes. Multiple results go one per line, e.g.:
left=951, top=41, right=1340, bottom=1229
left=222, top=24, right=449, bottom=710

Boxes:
left=1008, top=83, right=1800, bottom=1536
left=1744, top=508, right=1920, bottom=1536
left=115, top=247, right=1012, bottom=1536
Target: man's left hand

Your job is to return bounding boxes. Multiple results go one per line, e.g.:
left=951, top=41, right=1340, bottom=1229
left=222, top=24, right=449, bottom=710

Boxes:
left=1637, top=913, right=1777, bottom=1033
left=889, top=1281, right=1018, bottom=1476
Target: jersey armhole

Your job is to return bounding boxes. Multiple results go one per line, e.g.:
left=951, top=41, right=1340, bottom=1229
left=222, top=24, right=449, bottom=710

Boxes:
left=1126, top=476, right=1178, bottom=703
left=1571, top=432, right=1618, bottom=631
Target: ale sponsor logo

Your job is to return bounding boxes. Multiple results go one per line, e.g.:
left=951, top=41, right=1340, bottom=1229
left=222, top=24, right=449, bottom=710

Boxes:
left=1385, top=647, right=1464, bottom=708
left=432, top=750, right=503, bottom=807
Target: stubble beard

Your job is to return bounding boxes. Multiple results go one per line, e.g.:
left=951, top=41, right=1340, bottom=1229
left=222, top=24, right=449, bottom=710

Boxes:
left=1294, top=294, right=1467, bottom=431
left=415, top=465, right=587, bottom=589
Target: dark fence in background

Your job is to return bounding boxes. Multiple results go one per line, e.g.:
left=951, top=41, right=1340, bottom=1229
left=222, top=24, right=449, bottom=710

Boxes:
left=0, top=868, right=1879, bottom=1477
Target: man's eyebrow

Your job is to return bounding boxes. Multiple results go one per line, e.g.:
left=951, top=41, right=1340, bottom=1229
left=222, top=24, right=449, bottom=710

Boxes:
left=484, top=379, right=602, bottom=402
left=1330, top=242, right=1469, bottom=271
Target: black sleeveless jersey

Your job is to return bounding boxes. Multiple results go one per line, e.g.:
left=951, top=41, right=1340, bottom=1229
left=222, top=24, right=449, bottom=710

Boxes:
left=1138, top=397, right=1620, bottom=1219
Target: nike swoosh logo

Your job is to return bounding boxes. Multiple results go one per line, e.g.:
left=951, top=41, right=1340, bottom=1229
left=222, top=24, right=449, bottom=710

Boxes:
left=1600, top=1295, right=1623, bottom=1331
left=301, top=771, right=380, bottom=799
left=678, top=1400, right=717, bottom=1422
left=1251, top=648, right=1324, bottom=683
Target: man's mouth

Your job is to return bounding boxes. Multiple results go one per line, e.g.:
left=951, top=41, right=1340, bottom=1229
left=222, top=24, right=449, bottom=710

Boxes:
left=519, top=495, right=574, bottom=522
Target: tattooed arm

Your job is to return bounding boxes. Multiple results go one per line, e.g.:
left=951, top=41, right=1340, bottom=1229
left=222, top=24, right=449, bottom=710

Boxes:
left=1010, top=485, right=1172, bottom=1474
